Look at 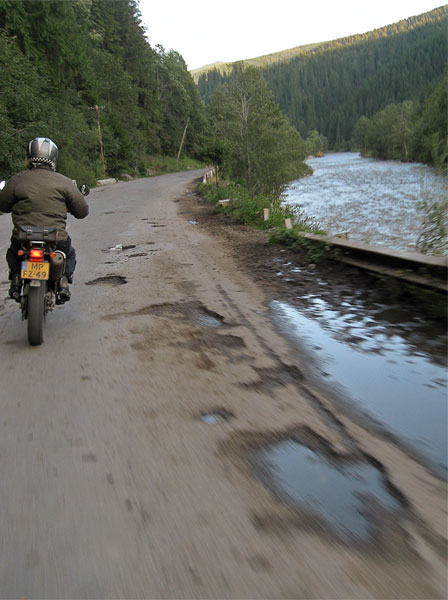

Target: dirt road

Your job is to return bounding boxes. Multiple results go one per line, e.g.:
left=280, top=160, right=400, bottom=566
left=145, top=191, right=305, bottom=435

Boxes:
left=0, top=171, right=446, bottom=598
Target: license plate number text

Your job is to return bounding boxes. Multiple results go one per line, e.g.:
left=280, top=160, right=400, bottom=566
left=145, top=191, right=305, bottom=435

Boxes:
left=21, top=261, right=50, bottom=280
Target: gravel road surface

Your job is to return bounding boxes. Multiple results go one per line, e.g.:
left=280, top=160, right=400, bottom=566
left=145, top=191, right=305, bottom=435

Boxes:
left=0, top=171, right=445, bottom=598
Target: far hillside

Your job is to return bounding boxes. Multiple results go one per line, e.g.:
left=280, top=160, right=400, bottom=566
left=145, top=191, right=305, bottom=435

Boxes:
left=196, top=6, right=448, bottom=149
left=191, top=42, right=324, bottom=81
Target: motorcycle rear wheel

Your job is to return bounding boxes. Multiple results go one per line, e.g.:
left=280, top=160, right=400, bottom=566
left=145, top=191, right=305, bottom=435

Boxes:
left=27, top=282, right=46, bottom=346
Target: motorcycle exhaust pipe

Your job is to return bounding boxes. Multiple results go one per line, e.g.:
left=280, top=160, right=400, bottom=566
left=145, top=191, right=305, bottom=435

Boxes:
left=50, top=250, right=66, bottom=280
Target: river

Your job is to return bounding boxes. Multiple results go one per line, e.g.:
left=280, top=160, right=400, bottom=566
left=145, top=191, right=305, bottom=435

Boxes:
left=284, top=152, right=447, bottom=253
left=272, top=153, right=447, bottom=480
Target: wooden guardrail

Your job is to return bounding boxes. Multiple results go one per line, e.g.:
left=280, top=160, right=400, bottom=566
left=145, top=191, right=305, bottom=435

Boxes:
left=299, top=232, right=447, bottom=292
left=97, top=178, right=117, bottom=186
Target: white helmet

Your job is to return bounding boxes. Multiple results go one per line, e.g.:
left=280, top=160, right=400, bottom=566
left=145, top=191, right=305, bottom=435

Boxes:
left=27, top=137, right=58, bottom=170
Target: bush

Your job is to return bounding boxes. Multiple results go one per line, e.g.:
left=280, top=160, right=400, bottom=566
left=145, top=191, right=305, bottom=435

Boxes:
left=144, top=155, right=205, bottom=176
left=416, top=196, right=448, bottom=255
left=199, top=179, right=325, bottom=240
left=58, top=155, right=102, bottom=187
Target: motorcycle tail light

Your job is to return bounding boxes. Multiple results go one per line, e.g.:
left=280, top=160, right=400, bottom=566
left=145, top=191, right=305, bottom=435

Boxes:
left=17, top=250, right=24, bottom=256
left=29, top=248, right=44, bottom=262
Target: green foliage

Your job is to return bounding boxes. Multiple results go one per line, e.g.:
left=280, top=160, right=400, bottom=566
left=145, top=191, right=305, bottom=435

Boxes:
left=353, top=76, right=448, bottom=171
left=200, top=138, right=233, bottom=176
left=207, top=64, right=310, bottom=197
left=416, top=196, right=448, bottom=255
left=0, top=0, right=207, bottom=180
left=199, top=180, right=324, bottom=238
left=0, top=32, right=49, bottom=175
left=197, top=7, right=447, bottom=151
left=305, top=130, right=328, bottom=156
left=353, top=101, right=415, bottom=160
left=145, top=155, right=205, bottom=175
left=411, top=78, right=448, bottom=172
left=194, top=7, right=446, bottom=82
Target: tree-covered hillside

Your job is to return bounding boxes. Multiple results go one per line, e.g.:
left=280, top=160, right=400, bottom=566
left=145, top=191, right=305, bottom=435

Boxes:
left=197, top=7, right=447, bottom=151
left=0, top=0, right=206, bottom=183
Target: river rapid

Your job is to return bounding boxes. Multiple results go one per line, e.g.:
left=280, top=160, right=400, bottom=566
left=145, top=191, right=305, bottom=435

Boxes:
left=284, top=152, right=447, bottom=252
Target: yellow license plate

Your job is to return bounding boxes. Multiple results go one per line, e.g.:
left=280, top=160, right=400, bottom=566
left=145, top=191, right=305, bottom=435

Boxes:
left=21, top=261, right=50, bottom=280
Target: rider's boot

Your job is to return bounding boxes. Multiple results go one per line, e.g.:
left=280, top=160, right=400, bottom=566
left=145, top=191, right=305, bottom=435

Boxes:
left=57, top=276, right=71, bottom=303
left=8, top=274, right=21, bottom=301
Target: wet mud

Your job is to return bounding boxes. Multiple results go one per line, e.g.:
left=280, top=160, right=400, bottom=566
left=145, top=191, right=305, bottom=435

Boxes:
left=85, top=275, right=127, bottom=286
left=181, top=190, right=447, bottom=480
left=219, top=426, right=418, bottom=554
left=251, top=429, right=407, bottom=544
left=104, top=299, right=231, bottom=328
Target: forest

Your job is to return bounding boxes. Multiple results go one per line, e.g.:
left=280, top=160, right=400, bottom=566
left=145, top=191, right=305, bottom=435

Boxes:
left=1, top=1, right=446, bottom=187
left=0, top=0, right=310, bottom=199
left=197, top=6, right=448, bottom=165
left=353, top=78, right=447, bottom=172
left=0, top=0, right=207, bottom=183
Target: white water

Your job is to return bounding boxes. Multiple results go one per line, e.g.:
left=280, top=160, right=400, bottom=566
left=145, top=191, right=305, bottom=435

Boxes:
left=285, top=153, right=447, bottom=252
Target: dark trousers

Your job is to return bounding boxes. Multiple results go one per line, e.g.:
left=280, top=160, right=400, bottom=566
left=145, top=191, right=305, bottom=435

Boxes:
left=7, top=234, right=77, bottom=282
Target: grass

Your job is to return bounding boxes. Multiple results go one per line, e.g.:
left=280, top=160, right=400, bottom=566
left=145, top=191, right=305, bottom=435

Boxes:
left=144, top=155, right=205, bottom=176
left=198, top=179, right=329, bottom=259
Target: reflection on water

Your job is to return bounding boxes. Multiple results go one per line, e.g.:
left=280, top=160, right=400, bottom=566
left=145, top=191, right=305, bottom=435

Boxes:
left=285, top=153, right=448, bottom=252
left=271, top=299, right=447, bottom=479
left=254, top=440, right=403, bottom=542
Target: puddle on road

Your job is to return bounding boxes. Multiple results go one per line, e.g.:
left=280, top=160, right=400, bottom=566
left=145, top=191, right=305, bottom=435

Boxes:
left=131, top=301, right=226, bottom=328
left=271, top=299, right=447, bottom=479
left=253, top=437, right=404, bottom=543
left=103, top=244, right=136, bottom=253
left=185, top=305, right=225, bottom=328
left=200, top=408, right=234, bottom=424
left=85, top=275, right=127, bottom=286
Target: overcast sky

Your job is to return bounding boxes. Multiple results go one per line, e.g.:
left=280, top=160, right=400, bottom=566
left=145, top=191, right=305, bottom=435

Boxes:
left=138, top=0, right=443, bottom=70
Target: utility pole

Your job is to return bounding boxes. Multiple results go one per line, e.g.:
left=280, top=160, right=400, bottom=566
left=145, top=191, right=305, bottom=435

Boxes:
left=176, top=118, right=189, bottom=163
left=95, top=104, right=105, bottom=176
left=89, top=104, right=106, bottom=176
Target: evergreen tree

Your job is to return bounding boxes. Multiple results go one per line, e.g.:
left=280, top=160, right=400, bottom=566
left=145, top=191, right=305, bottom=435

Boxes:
left=196, top=7, right=447, bottom=152
left=352, top=75, right=448, bottom=171
left=0, top=0, right=207, bottom=181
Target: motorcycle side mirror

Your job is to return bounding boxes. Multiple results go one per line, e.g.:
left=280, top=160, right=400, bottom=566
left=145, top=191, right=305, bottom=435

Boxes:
left=79, top=184, right=90, bottom=196
left=0, top=180, right=6, bottom=191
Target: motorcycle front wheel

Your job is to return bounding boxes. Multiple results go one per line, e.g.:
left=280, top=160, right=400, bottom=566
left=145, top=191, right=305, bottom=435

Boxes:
left=27, top=281, right=47, bottom=346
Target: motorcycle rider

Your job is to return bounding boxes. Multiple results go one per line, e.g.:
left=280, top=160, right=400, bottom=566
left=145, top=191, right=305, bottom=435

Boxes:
left=0, top=137, right=89, bottom=302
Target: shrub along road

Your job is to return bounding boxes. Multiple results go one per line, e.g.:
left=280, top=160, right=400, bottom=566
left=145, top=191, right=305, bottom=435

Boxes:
left=0, top=171, right=445, bottom=598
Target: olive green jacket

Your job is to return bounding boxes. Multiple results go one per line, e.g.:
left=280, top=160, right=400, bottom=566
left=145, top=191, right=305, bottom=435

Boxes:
left=0, top=166, right=89, bottom=240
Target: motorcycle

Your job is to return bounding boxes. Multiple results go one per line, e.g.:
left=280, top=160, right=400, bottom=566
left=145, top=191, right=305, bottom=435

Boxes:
left=0, top=181, right=90, bottom=345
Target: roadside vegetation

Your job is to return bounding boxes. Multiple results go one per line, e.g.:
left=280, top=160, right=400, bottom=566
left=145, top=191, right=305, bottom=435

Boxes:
left=416, top=195, right=448, bottom=256
left=198, top=178, right=329, bottom=260
left=0, top=0, right=207, bottom=185
left=352, top=77, right=448, bottom=173
left=198, top=64, right=325, bottom=250
left=144, top=156, right=204, bottom=177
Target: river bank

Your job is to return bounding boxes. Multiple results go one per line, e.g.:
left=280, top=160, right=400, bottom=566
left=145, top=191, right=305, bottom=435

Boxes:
left=183, top=187, right=447, bottom=480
